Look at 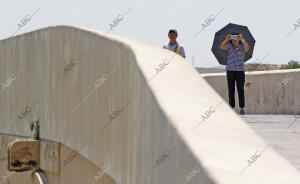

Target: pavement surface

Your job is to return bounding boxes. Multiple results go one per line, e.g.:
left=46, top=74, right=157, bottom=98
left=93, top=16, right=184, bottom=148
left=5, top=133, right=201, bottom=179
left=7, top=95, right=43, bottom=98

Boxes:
left=241, top=115, right=300, bottom=171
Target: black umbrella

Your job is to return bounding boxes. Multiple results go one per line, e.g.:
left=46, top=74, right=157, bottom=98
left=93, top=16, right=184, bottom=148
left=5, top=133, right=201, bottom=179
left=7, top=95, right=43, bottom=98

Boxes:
left=211, top=23, right=256, bottom=65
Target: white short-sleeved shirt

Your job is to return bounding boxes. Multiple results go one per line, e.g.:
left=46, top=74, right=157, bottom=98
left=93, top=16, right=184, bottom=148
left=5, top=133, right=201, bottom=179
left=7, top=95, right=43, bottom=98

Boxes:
left=163, top=43, right=185, bottom=58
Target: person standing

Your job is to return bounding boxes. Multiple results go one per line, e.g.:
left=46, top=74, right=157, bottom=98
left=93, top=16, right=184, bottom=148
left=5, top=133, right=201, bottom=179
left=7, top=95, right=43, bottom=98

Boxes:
left=220, top=33, right=250, bottom=114
left=163, top=29, right=186, bottom=58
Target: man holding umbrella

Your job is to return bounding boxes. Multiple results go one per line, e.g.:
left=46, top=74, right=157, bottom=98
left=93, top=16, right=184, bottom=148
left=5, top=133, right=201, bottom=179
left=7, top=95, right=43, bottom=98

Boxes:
left=220, top=33, right=250, bottom=114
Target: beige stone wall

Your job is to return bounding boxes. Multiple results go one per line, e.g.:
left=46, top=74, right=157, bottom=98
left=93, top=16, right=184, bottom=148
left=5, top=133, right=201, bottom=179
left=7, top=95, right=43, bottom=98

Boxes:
left=201, top=69, right=300, bottom=114
left=0, top=133, right=115, bottom=183
left=0, top=25, right=299, bottom=183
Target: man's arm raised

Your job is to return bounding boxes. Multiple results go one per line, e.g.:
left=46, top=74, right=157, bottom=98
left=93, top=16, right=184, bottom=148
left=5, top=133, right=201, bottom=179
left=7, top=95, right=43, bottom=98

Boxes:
left=220, top=34, right=231, bottom=51
left=239, top=34, right=250, bottom=52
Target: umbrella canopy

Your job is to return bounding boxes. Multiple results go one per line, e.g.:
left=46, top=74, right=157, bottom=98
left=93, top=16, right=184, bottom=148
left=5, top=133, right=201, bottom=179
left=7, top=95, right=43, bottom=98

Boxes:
left=211, top=23, right=256, bottom=65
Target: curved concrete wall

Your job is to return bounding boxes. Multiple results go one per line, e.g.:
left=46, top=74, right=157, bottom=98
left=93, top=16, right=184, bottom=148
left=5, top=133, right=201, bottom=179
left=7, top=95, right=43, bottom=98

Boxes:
left=201, top=69, right=300, bottom=114
left=0, top=25, right=299, bottom=183
left=0, top=133, right=115, bottom=183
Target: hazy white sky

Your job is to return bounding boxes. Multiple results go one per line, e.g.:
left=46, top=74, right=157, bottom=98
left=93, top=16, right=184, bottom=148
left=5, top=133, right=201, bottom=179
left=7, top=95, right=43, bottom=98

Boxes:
left=1, top=0, right=299, bottom=67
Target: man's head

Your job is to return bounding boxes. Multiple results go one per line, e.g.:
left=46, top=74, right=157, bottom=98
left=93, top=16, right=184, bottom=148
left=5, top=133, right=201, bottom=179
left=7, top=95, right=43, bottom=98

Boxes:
left=229, top=33, right=241, bottom=47
left=168, top=29, right=178, bottom=44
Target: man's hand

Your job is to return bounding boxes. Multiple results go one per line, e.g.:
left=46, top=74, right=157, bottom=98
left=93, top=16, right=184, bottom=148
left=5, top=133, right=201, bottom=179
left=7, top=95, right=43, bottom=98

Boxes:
left=226, top=34, right=231, bottom=41
left=220, top=34, right=231, bottom=50
left=238, top=34, right=244, bottom=41
left=239, top=34, right=250, bottom=52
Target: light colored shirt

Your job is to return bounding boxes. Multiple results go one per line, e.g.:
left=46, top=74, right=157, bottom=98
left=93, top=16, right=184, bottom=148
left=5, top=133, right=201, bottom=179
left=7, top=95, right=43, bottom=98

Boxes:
left=163, top=43, right=185, bottom=58
left=225, top=43, right=245, bottom=71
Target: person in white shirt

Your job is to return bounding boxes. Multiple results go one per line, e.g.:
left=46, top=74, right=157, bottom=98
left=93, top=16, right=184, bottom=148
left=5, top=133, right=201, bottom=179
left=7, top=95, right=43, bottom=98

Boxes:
left=163, top=29, right=186, bottom=58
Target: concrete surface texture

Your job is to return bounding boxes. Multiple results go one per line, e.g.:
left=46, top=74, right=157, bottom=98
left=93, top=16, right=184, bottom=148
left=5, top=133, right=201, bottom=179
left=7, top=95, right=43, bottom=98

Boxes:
left=201, top=69, right=300, bottom=114
left=0, top=133, right=115, bottom=183
left=242, top=115, right=300, bottom=171
left=0, top=25, right=300, bottom=183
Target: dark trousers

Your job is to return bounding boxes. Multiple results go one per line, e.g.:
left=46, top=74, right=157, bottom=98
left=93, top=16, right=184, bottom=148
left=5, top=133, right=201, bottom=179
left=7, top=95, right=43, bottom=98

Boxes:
left=226, top=71, right=245, bottom=108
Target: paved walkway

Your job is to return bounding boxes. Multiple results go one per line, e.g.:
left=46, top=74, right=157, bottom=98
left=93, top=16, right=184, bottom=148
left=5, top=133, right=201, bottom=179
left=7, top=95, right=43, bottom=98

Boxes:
left=241, top=115, right=300, bottom=171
